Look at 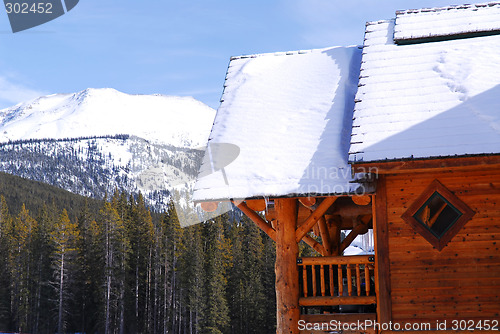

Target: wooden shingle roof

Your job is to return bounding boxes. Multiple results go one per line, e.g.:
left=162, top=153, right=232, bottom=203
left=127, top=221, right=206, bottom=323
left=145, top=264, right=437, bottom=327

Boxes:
left=193, top=47, right=367, bottom=202
left=349, top=3, right=500, bottom=163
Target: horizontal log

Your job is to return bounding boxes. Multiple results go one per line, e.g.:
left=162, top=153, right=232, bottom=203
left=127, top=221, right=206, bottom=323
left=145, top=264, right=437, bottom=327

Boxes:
left=328, top=201, right=372, bottom=217
left=299, top=255, right=373, bottom=266
left=300, top=313, right=376, bottom=323
left=391, top=293, right=499, bottom=305
left=391, top=270, right=500, bottom=281
left=266, top=200, right=372, bottom=226
left=390, top=262, right=500, bottom=274
left=351, top=155, right=500, bottom=174
left=351, top=195, right=371, bottom=205
left=392, top=312, right=500, bottom=322
left=387, top=234, right=500, bottom=247
left=388, top=224, right=500, bottom=238
left=385, top=170, right=500, bottom=185
left=392, top=285, right=500, bottom=298
left=245, top=199, right=266, bottom=211
left=391, top=277, right=500, bottom=289
left=299, top=295, right=376, bottom=307
left=392, top=300, right=500, bottom=313
left=390, top=255, right=500, bottom=268
left=385, top=178, right=500, bottom=190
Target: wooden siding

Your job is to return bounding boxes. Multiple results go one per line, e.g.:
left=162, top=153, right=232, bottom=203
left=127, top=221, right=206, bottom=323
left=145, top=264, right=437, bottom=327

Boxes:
left=384, top=168, right=500, bottom=325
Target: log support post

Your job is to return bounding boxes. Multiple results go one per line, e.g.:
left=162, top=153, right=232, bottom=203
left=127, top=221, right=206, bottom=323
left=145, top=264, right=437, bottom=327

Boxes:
left=275, top=198, right=299, bottom=334
left=328, top=217, right=341, bottom=256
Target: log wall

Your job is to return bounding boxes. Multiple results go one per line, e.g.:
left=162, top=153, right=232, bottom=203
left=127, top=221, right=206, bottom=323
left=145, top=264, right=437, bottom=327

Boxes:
left=382, top=168, right=500, bottom=325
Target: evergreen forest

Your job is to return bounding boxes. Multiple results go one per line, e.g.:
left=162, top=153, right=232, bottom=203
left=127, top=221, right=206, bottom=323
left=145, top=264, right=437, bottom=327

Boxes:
left=0, top=173, right=278, bottom=334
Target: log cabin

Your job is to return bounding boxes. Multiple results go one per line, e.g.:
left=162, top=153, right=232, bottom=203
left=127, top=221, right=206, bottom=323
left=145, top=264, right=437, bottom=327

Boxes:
left=193, top=2, right=500, bottom=333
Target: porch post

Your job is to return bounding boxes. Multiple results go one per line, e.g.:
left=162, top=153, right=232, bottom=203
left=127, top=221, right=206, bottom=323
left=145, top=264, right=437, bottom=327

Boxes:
left=275, top=198, right=299, bottom=334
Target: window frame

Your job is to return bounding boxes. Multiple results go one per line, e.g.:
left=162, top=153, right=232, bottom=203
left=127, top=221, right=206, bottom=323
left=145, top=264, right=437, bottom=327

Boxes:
left=401, top=179, right=475, bottom=251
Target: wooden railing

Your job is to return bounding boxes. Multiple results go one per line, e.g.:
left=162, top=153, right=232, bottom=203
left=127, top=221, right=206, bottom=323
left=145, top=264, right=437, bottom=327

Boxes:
left=297, top=255, right=376, bottom=307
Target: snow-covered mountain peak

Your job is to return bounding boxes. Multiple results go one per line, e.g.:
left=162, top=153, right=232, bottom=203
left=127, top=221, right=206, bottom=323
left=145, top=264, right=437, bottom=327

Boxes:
left=0, top=88, right=216, bottom=147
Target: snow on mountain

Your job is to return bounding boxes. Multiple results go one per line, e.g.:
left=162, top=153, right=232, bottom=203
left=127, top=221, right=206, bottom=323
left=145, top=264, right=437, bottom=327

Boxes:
left=0, top=88, right=216, bottom=211
left=0, top=88, right=216, bottom=148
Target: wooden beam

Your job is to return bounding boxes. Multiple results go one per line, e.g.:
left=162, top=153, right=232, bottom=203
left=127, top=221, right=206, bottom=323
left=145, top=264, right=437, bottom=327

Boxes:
left=300, top=255, right=373, bottom=265
left=327, top=217, right=341, bottom=256
left=298, top=197, right=316, bottom=207
left=300, top=313, right=376, bottom=323
left=266, top=204, right=311, bottom=222
left=373, top=176, right=392, bottom=324
left=245, top=199, right=266, bottom=211
left=328, top=202, right=371, bottom=217
left=317, top=217, right=332, bottom=256
left=352, top=195, right=371, bottom=205
left=351, top=154, right=500, bottom=174
left=301, top=234, right=327, bottom=256
left=235, top=201, right=276, bottom=241
left=296, top=197, right=337, bottom=243
left=340, top=220, right=367, bottom=253
left=299, top=295, right=376, bottom=307
left=275, top=198, right=300, bottom=334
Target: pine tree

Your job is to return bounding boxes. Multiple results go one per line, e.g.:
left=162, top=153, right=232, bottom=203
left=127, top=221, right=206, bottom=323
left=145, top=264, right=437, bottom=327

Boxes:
left=226, top=219, right=245, bottom=334
left=0, top=196, right=11, bottom=329
left=33, top=204, right=58, bottom=333
left=50, top=209, right=80, bottom=334
left=126, top=192, right=154, bottom=334
left=7, top=205, right=37, bottom=333
left=261, top=230, right=276, bottom=333
left=180, top=223, right=204, bottom=334
left=158, top=203, right=183, bottom=334
left=73, top=199, right=99, bottom=333
left=98, top=199, right=130, bottom=334
left=202, top=215, right=232, bottom=334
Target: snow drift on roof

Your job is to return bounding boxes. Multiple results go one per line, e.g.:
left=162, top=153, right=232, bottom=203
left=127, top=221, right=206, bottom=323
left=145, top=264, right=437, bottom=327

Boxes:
left=193, top=47, right=366, bottom=201
left=349, top=16, right=500, bottom=163
left=394, top=2, right=500, bottom=44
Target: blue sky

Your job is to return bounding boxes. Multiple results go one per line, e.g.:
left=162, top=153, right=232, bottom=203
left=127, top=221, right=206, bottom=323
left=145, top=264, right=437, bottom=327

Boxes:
left=0, top=0, right=455, bottom=109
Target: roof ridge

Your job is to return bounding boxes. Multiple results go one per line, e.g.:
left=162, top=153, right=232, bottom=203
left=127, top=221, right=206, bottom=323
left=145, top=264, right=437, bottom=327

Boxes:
left=396, top=1, right=500, bottom=15
left=229, top=46, right=353, bottom=61
left=365, top=19, right=394, bottom=27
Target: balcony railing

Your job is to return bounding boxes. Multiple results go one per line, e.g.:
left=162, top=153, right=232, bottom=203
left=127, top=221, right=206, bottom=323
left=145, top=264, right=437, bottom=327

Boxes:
left=297, top=255, right=376, bottom=307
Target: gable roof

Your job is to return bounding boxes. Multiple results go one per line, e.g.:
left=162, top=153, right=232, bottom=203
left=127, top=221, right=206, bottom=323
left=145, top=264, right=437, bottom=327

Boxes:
left=394, top=2, right=500, bottom=44
left=349, top=3, right=500, bottom=163
left=193, top=46, right=366, bottom=202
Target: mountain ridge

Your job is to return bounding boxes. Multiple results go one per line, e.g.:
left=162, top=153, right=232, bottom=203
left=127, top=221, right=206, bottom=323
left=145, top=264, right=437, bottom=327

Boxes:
left=0, top=87, right=216, bottom=148
left=0, top=88, right=215, bottom=210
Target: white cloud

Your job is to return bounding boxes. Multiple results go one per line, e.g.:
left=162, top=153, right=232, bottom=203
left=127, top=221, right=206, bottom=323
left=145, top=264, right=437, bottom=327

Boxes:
left=0, top=76, right=45, bottom=109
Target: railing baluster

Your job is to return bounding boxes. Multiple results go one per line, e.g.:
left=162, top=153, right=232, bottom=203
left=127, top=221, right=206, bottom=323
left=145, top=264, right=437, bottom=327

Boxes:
left=329, top=264, right=334, bottom=297
left=365, top=264, right=370, bottom=296
left=302, top=265, right=308, bottom=298
left=337, top=264, right=343, bottom=297
left=312, top=265, right=317, bottom=297
left=347, top=264, right=352, bottom=296
left=298, top=255, right=375, bottom=304
left=320, top=265, right=326, bottom=297
left=356, top=264, right=361, bottom=297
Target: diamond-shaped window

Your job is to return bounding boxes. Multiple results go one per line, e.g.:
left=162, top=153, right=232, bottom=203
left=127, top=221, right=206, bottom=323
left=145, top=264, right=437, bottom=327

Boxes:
left=401, top=180, right=475, bottom=251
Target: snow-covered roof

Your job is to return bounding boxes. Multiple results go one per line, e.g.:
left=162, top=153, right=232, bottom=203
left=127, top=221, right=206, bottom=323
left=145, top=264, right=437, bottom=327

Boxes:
left=193, top=46, right=366, bottom=202
left=349, top=3, right=500, bottom=163
left=394, top=2, right=500, bottom=44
